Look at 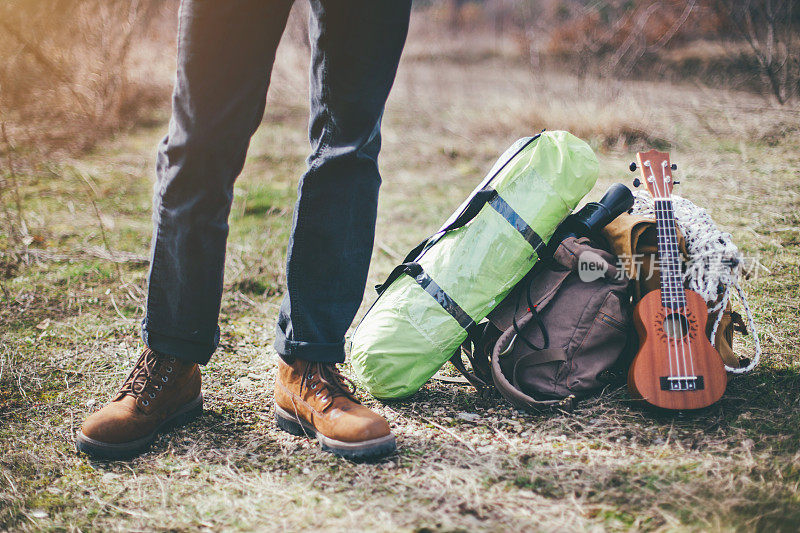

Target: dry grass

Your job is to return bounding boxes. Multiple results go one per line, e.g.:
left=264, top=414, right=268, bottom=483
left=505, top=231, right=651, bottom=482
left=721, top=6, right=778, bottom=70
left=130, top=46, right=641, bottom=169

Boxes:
left=1, top=11, right=800, bottom=533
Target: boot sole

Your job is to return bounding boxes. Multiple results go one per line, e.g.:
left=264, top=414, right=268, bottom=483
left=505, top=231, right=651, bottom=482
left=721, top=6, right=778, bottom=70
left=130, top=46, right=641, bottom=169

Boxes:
left=76, top=393, right=203, bottom=460
left=274, top=404, right=396, bottom=461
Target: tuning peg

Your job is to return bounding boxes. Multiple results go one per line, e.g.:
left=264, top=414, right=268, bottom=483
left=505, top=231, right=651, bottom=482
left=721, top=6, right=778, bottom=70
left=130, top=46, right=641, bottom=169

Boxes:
left=633, top=178, right=641, bottom=188
left=671, top=164, right=677, bottom=170
left=629, top=162, right=637, bottom=172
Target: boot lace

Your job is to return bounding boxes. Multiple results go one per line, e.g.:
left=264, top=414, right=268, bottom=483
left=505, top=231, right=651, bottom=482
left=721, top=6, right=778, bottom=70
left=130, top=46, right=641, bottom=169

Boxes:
left=302, top=362, right=358, bottom=407
left=115, top=348, right=176, bottom=407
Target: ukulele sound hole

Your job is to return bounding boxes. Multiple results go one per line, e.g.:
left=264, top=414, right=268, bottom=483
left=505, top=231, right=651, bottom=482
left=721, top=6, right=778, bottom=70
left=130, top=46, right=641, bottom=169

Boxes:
left=663, top=313, right=689, bottom=339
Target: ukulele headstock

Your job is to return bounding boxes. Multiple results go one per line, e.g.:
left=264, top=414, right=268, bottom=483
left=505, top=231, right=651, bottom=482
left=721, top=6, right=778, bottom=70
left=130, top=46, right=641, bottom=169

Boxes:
left=630, top=149, right=678, bottom=199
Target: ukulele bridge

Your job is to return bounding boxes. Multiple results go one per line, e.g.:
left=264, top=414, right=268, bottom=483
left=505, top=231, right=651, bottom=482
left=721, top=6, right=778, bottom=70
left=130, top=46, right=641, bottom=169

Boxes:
left=660, top=376, right=704, bottom=391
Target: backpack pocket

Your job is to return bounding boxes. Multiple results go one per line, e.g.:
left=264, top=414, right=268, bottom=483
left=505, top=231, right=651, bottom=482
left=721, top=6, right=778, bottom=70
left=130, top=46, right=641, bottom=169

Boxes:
left=566, top=290, right=631, bottom=394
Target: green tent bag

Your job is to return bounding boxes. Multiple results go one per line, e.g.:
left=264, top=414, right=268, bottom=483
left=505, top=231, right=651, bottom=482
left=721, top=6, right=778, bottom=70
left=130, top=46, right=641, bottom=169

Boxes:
left=350, top=131, right=599, bottom=399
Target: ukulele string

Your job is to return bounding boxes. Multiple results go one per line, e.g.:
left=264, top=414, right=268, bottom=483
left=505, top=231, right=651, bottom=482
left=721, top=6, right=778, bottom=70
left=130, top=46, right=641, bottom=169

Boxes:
left=661, top=161, right=695, bottom=389
left=658, top=163, right=687, bottom=384
left=644, top=161, right=680, bottom=377
left=661, top=160, right=696, bottom=381
left=648, top=160, right=677, bottom=380
left=659, top=194, right=682, bottom=381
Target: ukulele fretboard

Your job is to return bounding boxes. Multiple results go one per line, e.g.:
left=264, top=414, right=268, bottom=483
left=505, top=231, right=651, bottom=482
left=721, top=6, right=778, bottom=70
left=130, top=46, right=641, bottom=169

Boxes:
left=654, top=199, right=686, bottom=309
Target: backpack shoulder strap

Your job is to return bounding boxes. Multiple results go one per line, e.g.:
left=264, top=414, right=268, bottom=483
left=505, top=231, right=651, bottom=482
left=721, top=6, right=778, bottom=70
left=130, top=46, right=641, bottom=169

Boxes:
left=490, top=318, right=575, bottom=411
left=447, top=322, right=498, bottom=388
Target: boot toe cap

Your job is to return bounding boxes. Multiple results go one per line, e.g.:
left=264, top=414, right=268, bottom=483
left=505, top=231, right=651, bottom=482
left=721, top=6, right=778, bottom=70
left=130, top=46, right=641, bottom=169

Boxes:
left=334, top=407, right=392, bottom=442
left=79, top=404, right=145, bottom=445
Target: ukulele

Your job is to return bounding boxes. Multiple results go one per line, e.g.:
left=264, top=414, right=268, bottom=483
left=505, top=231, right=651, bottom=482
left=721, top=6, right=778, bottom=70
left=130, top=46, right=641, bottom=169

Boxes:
left=627, top=149, right=727, bottom=410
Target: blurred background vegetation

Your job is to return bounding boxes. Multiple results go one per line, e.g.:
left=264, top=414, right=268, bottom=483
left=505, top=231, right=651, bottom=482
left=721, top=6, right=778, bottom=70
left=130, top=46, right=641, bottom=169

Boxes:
left=0, top=0, right=169, bottom=153
left=1, top=0, right=797, bottom=156
left=1, top=0, right=798, bottom=267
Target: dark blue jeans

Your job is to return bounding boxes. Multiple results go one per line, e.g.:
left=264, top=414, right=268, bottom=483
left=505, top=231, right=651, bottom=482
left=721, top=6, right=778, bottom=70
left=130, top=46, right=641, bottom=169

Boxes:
left=141, top=0, right=411, bottom=365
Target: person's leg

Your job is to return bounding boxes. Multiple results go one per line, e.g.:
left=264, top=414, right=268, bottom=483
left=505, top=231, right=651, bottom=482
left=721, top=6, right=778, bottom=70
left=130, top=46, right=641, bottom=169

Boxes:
left=275, top=0, right=412, bottom=364
left=273, top=0, right=411, bottom=460
left=77, top=0, right=294, bottom=460
left=143, top=0, right=294, bottom=365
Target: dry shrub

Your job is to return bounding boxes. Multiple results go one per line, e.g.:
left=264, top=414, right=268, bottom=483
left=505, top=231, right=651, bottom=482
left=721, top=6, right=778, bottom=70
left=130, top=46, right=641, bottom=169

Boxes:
left=523, top=0, right=800, bottom=103
left=716, top=0, right=800, bottom=104
left=0, top=0, right=173, bottom=156
left=424, top=0, right=496, bottom=33
left=544, top=0, right=727, bottom=74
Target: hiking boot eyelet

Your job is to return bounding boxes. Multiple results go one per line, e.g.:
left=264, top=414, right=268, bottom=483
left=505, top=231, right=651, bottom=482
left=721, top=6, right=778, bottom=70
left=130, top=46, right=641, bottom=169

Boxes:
left=154, top=385, right=162, bottom=391
left=142, top=400, right=149, bottom=406
left=320, top=396, right=328, bottom=403
left=149, top=392, right=156, bottom=399
left=310, top=383, right=316, bottom=389
left=166, top=366, right=173, bottom=373
left=162, top=376, right=169, bottom=382
left=315, top=390, right=322, bottom=397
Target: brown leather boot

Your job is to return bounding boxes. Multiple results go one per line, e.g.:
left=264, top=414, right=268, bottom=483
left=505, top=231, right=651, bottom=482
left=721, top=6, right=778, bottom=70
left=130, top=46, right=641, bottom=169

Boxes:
left=274, top=358, right=396, bottom=460
left=77, top=348, right=202, bottom=459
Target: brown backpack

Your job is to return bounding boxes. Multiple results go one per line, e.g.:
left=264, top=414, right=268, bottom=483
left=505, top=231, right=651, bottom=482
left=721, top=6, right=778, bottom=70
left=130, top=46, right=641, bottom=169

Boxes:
left=450, top=236, right=633, bottom=411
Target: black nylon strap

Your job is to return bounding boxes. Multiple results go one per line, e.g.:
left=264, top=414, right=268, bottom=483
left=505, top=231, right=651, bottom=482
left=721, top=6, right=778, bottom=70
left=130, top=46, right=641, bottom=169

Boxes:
left=407, top=263, right=476, bottom=331
left=375, top=135, right=544, bottom=297
left=488, top=194, right=545, bottom=252
left=376, top=191, right=543, bottom=294
left=375, top=190, right=498, bottom=294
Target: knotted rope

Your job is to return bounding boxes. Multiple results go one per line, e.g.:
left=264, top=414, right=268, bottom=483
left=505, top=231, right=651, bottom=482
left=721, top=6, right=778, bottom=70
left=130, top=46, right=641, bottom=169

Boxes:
left=629, top=191, right=760, bottom=373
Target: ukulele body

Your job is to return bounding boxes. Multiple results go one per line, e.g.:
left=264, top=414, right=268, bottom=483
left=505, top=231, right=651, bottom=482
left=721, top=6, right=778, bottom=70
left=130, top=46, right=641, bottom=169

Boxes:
left=628, top=288, right=727, bottom=410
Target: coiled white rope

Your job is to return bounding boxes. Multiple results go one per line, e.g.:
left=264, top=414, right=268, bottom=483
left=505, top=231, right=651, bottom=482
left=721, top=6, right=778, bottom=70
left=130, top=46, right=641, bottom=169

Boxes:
left=629, top=191, right=760, bottom=373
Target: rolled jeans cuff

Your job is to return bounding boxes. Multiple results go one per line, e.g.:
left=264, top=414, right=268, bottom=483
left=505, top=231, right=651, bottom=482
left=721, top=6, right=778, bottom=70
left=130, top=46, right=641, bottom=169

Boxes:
left=274, top=327, right=346, bottom=364
left=141, top=320, right=218, bottom=365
